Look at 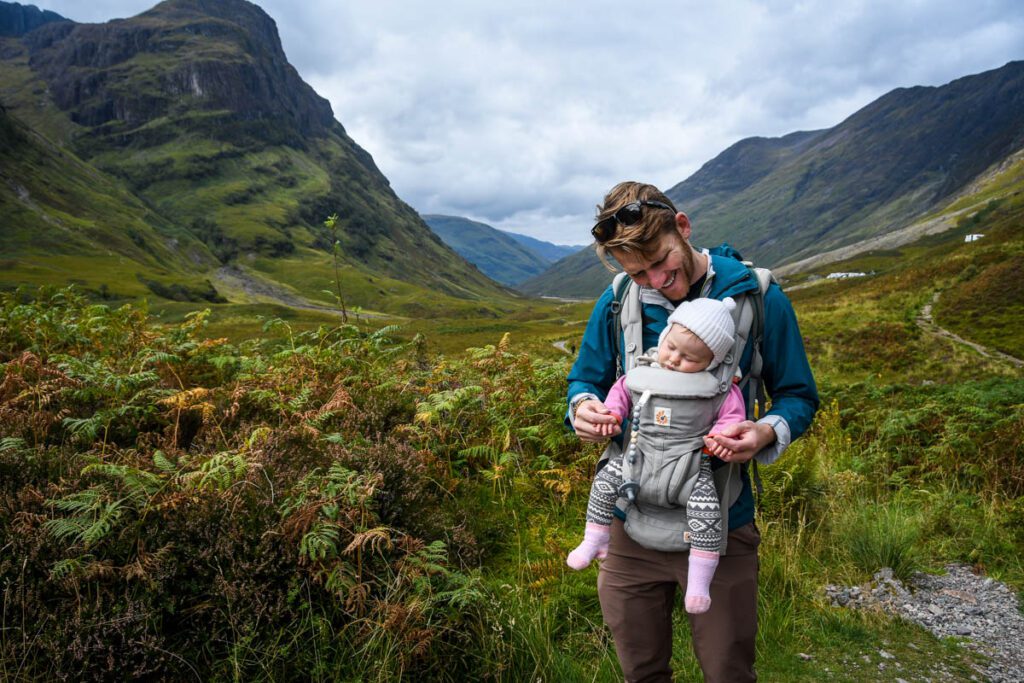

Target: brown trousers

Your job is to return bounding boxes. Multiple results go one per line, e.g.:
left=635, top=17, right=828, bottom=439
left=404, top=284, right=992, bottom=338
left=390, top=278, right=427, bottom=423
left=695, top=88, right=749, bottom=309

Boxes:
left=597, top=519, right=761, bottom=683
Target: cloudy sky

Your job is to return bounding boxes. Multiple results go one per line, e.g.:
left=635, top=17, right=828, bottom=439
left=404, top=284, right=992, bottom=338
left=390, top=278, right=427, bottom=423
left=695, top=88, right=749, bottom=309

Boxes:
left=41, top=0, right=1024, bottom=245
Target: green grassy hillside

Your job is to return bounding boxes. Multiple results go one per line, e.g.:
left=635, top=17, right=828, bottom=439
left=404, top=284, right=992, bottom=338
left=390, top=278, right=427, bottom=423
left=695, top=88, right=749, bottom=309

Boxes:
left=0, top=106, right=221, bottom=301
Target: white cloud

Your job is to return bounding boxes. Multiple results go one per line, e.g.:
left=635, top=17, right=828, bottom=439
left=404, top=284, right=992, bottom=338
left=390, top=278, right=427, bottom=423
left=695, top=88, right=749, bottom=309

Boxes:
left=38, top=0, right=1024, bottom=244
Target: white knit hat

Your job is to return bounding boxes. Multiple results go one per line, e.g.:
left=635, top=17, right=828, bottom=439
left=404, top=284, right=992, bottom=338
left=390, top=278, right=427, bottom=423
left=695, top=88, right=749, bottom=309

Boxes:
left=658, top=297, right=737, bottom=369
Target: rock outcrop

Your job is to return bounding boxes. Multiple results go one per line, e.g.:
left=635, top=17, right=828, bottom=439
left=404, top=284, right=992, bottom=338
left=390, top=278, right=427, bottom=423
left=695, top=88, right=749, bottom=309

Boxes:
left=20, top=0, right=335, bottom=139
left=0, top=1, right=66, bottom=38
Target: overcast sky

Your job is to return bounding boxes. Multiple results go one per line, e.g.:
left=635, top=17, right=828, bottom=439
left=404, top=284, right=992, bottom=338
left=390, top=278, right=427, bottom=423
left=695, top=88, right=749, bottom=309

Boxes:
left=40, top=0, right=1024, bottom=245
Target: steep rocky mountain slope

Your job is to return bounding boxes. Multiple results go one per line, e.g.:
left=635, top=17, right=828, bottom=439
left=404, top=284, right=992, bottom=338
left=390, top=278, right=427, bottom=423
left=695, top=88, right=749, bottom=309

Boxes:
left=0, top=1, right=63, bottom=36
left=0, top=0, right=508, bottom=313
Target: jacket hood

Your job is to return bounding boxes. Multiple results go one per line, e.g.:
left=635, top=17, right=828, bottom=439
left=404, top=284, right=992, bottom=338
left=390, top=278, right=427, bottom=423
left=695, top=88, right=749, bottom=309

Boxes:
left=706, top=244, right=760, bottom=300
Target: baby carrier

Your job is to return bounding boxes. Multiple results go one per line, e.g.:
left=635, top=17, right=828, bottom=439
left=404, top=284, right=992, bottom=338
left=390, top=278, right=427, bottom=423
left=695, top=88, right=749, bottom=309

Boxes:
left=606, top=258, right=774, bottom=553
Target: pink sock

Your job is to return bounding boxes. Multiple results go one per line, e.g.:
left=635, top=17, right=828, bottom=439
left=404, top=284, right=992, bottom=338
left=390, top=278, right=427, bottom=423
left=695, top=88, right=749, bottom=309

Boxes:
left=685, top=549, right=719, bottom=614
left=567, top=522, right=611, bottom=570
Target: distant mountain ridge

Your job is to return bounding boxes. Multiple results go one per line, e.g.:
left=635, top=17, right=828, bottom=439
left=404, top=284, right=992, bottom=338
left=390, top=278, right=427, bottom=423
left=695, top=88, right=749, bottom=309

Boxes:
left=503, top=232, right=584, bottom=263
left=423, top=215, right=551, bottom=286
left=518, top=244, right=609, bottom=299
left=424, top=214, right=586, bottom=286
left=524, top=60, right=1024, bottom=297
left=0, top=0, right=509, bottom=314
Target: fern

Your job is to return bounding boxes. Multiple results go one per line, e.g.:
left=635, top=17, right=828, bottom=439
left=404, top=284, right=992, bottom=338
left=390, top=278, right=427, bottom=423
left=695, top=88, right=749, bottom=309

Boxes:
left=300, top=520, right=341, bottom=562
left=152, top=450, right=178, bottom=474
left=82, top=461, right=163, bottom=506
left=180, top=451, right=249, bottom=491
left=62, top=415, right=104, bottom=442
left=44, top=487, right=126, bottom=548
left=457, top=444, right=499, bottom=462
left=343, top=526, right=393, bottom=557
left=50, top=556, right=87, bottom=581
left=0, top=436, right=28, bottom=455
left=287, top=386, right=313, bottom=412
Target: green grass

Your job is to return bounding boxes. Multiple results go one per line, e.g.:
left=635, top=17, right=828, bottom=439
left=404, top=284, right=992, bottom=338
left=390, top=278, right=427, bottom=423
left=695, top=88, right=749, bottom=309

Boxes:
left=0, top=256, right=214, bottom=301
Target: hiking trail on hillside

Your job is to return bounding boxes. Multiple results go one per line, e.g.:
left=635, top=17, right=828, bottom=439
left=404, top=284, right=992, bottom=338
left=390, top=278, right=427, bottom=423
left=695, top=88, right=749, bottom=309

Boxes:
left=917, top=292, right=1024, bottom=368
left=215, top=265, right=386, bottom=319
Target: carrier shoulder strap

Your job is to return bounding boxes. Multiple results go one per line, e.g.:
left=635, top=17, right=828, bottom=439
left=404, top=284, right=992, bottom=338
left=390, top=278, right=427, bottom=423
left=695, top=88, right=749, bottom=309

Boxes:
left=739, top=263, right=775, bottom=506
left=610, top=271, right=644, bottom=379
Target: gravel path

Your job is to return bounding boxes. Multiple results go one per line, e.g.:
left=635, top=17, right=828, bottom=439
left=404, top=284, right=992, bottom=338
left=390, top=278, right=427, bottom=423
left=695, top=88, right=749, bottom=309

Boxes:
left=214, top=265, right=387, bottom=319
left=826, top=565, right=1024, bottom=682
left=916, top=292, right=1024, bottom=368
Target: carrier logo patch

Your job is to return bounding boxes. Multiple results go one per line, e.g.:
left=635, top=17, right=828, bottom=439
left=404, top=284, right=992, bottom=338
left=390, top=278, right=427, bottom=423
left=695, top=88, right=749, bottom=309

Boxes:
left=654, top=406, right=671, bottom=426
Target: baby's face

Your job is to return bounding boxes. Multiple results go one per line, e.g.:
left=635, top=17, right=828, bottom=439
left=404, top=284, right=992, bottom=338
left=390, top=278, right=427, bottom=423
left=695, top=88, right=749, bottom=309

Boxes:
left=657, top=324, right=714, bottom=373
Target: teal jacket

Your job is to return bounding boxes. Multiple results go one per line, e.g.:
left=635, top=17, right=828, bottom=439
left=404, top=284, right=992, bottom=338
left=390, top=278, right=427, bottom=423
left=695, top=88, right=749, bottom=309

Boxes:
left=566, top=245, right=819, bottom=530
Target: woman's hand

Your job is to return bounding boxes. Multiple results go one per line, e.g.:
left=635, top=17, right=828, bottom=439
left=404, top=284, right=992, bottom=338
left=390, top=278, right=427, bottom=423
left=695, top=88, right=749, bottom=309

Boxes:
left=573, top=399, right=622, bottom=443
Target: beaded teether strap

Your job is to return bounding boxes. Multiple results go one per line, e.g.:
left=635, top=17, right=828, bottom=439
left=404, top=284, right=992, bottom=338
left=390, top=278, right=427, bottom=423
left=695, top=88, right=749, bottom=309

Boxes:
left=619, top=390, right=651, bottom=505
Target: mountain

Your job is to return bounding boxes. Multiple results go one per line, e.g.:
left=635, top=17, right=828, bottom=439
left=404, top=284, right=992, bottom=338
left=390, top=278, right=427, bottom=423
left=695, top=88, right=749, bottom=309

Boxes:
left=503, top=232, right=584, bottom=263
left=667, top=60, right=1024, bottom=265
left=422, top=215, right=550, bottom=286
left=517, top=245, right=611, bottom=299
left=423, top=214, right=586, bottom=286
left=524, top=61, right=1024, bottom=298
left=0, top=0, right=509, bottom=315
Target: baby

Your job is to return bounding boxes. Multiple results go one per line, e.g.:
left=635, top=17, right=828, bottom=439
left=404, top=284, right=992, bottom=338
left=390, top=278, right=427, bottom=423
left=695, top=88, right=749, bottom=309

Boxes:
left=567, top=297, right=744, bottom=614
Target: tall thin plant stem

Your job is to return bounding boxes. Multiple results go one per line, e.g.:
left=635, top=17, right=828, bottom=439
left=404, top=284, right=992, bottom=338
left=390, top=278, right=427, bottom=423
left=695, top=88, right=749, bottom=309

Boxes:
left=324, top=213, right=348, bottom=323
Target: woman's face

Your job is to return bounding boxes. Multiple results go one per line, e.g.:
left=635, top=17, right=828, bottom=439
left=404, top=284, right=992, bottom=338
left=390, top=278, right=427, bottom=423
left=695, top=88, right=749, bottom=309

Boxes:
left=657, top=324, right=713, bottom=373
left=610, top=221, right=697, bottom=302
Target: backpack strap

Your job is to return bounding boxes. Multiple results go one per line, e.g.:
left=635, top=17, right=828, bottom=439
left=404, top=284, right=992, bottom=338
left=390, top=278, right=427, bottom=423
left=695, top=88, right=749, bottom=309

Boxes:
left=738, top=264, right=775, bottom=506
left=610, top=271, right=644, bottom=378
left=596, top=273, right=636, bottom=476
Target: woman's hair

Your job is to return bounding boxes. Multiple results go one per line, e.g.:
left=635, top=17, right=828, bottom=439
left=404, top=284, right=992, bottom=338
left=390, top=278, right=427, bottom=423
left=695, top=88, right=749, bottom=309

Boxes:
left=594, top=181, right=680, bottom=271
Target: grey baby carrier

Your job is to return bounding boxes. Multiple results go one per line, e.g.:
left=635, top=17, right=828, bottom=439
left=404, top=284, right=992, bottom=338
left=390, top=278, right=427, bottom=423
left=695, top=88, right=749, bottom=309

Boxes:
left=606, top=265, right=774, bottom=553
left=616, top=360, right=740, bottom=553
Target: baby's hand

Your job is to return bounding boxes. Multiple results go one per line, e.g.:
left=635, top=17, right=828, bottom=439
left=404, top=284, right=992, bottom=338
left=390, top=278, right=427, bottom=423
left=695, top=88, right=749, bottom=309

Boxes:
left=703, top=434, right=737, bottom=460
left=598, top=415, right=623, bottom=437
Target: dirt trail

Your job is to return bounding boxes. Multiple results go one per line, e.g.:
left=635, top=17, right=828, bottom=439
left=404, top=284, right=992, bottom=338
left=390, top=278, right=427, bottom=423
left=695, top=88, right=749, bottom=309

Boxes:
left=916, top=292, right=1024, bottom=368
left=214, top=265, right=386, bottom=319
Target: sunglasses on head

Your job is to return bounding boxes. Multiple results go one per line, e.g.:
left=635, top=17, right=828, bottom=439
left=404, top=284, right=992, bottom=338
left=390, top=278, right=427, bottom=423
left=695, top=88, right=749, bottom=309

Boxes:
left=591, top=200, right=675, bottom=242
